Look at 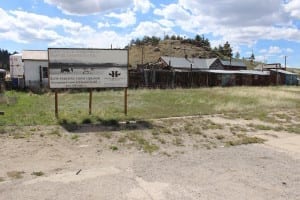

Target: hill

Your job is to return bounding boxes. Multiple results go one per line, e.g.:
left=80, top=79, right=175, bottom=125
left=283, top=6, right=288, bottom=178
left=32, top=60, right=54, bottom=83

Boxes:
left=129, top=39, right=216, bottom=68
left=128, top=39, right=256, bottom=69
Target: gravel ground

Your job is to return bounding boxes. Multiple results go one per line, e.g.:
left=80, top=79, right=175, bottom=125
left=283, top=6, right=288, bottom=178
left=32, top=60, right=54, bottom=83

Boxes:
left=0, top=116, right=299, bottom=200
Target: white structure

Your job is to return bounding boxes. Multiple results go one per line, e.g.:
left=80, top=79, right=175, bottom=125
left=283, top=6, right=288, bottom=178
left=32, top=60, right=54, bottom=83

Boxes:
left=9, top=53, right=24, bottom=88
left=22, top=50, right=48, bottom=89
left=9, top=54, right=24, bottom=78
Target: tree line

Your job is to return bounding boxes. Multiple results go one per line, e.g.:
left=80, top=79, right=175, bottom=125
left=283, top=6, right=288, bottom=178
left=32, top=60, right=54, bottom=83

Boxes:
left=0, top=49, right=11, bottom=70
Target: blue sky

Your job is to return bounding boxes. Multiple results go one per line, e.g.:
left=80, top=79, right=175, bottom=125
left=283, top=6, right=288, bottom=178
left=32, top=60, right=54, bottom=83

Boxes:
left=0, top=0, right=300, bottom=68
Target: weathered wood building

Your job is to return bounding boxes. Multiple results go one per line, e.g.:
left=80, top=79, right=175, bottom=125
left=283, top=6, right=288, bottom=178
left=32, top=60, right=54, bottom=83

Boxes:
left=129, top=56, right=298, bottom=88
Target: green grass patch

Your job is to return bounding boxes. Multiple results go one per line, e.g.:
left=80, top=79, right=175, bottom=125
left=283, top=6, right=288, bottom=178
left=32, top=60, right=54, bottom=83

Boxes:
left=12, top=132, right=32, bottom=139
left=48, top=129, right=62, bottom=137
left=31, top=171, right=45, bottom=176
left=226, top=136, right=265, bottom=146
left=0, top=127, right=6, bottom=134
left=284, top=125, right=300, bottom=134
left=110, top=145, right=118, bottom=151
left=117, top=136, right=127, bottom=143
left=1, top=87, right=299, bottom=126
left=248, top=124, right=273, bottom=131
left=100, top=132, right=112, bottom=139
left=70, top=134, right=79, bottom=140
left=126, top=132, right=159, bottom=153
left=173, top=137, right=184, bottom=146
left=7, top=171, right=25, bottom=179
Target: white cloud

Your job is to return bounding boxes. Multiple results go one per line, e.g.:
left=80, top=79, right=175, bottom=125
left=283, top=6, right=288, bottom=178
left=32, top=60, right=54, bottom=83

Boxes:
left=154, top=4, right=191, bottom=21
left=133, top=0, right=152, bottom=13
left=152, top=0, right=300, bottom=47
left=260, top=46, right=282, bottom=55
left=179, top=0, right=289, bottom=26
left=285, top=48, right=294, bottom=53
left=97, top=22, right=110, bottom=28
left=86, top=31, right=130, bottom=48
left=156, top=19, right=175, bottom=28
left=130, top=21, right=174, bottom=39
left=0, top=8, right=133, bottom=49
left=106, top=9, right=136, bottom=27
left=44, top=0, right=131, bottom=15
left=0, top=8, right=96, bottom=46
left=269, top=46, right=282, bottom=54
left=257, top=46, right=294, bottom=63
left=285, top=0, right=300, bottom=19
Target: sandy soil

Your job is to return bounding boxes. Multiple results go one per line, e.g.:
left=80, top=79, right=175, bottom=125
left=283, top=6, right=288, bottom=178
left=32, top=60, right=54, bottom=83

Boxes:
left=0, top=115, right=299, bottom=200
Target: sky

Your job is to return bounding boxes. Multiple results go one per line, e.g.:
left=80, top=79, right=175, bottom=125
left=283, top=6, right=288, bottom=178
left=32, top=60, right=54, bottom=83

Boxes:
left=0, top=0, right=300, bottom=68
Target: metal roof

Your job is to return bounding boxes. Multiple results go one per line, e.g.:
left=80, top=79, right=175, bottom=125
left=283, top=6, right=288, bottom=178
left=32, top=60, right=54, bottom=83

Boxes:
left=270, top=69, right=298, bottom=75
left=192, top=58, right=218, bottom=69
left=160, top=56, right=191, bottom=68
left=255, top=63, right=282, bottom=70
left=220, top=60, right=246, bottom=68
left=160, top=56, right=218, bottom=69
left=160, top=56, right=247, bottom=70
left=22, top=50, right=48, bottom=61
left=204, top=70, right=270, bottom=75
left=10, top=53, right=22, bottom=57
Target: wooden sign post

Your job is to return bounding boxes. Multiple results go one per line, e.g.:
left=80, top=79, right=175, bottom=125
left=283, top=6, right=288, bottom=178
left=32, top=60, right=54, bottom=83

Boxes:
left=124, top=88, right=127, bottom=115
left=89, top=89, right=93, bottom=115
left=55, top=90, right=58, bottom=118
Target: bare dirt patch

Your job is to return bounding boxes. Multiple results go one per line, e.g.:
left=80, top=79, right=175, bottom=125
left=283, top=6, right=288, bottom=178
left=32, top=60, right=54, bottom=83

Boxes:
left=0, top=114, right=299, bottom=199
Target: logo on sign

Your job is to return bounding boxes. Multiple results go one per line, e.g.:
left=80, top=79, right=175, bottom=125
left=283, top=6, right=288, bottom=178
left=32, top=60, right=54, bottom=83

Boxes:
left=109, top=71, right=121, bottom=78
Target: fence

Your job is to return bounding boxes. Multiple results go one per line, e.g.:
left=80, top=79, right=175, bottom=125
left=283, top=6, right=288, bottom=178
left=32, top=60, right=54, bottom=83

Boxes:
left=128, top=70, right=271, bottom=88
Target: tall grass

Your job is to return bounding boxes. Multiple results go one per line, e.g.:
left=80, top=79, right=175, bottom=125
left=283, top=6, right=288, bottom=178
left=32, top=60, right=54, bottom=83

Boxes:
left=0, top=86, right=299, bottom=126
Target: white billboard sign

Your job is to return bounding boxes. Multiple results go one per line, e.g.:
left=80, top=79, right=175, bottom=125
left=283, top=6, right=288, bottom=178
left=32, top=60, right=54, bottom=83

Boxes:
left=48, top=48, right=128, bottom=89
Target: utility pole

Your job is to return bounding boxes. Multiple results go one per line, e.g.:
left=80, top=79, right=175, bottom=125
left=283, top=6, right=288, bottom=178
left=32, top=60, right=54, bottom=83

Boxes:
left=141, top=46, right=144, bottom=65
left=284, top=56, right=287, bottom=70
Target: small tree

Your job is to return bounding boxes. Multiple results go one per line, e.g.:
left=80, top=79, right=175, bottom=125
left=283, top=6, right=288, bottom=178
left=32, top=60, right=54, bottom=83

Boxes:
left=195, top=34, right=201, bottom=42
left=164, top=34, right=170, bottom=40
left=223, top=41, right=233, bottom=58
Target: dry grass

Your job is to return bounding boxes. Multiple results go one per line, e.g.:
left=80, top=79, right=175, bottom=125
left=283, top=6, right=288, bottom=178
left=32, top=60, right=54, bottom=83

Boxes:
left=226, top=136, right=265, bottom=146
left=7, top=171, right=25, bottom=179
left=31, top=171, right=45, bottom=176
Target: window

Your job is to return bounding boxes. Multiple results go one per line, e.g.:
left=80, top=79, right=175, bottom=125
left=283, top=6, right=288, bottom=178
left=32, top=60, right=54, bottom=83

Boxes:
left=42, top=67, right=48, bottom=78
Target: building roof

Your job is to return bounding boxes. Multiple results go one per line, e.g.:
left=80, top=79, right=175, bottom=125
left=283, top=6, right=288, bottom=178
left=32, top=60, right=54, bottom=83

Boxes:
left=255, top=63, right=282, bottom=70
left=10, top=53, right=22, bottom=57
left=220, top=60, right=247, bottom=68
left=204, top=70, right=270, bottom=76
left=160, top=56, right=191, bottom=69
left=160, top=56, right=246, bottom=70
left=192, top=58, right=218, bottom=69
left=22, top=50, right=48, bottom=61
left=270, top=69, right=298, bottom=75
left=160, top=56, right=218, bottom=69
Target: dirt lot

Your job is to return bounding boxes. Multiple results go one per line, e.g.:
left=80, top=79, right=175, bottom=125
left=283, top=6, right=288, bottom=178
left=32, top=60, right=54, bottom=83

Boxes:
left=0, top=115, right=299, bottom=200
